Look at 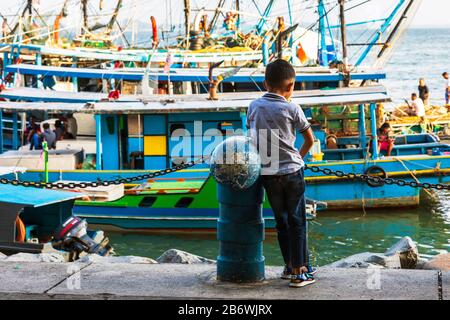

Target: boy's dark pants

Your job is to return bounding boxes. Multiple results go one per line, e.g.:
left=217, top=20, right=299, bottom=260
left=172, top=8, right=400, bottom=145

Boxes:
left=262, top=168, right=309, bottom=268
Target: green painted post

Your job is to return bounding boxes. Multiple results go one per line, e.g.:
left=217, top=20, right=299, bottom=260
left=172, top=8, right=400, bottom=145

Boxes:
left=43, top=141, right=49, bottom=183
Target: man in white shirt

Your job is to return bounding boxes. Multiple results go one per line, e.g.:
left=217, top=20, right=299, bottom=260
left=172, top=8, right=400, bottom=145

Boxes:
left=443, top=72, right=450, bottom=105
left=410, top=93, right=425, bottom=117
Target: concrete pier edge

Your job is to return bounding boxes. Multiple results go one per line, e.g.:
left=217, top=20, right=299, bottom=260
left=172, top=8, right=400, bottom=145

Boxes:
left=0, top=261, right=446, bottom=300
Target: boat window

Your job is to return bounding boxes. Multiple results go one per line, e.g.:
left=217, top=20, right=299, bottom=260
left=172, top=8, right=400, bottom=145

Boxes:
left=174, top=197, right=194, bottom=208
left=139, top=197, right=157, bottom=208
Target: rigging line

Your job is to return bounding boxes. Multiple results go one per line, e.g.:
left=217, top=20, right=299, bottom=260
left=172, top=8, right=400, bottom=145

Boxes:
left=348, top=21, right=380, bottom=61
left=345, top=0, right=372, bottom=12
left=291, top=2, right=339, bottom=43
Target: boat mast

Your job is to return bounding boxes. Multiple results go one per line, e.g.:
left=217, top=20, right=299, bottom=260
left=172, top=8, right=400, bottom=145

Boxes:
left=235, top=0, right=240, bottom=30
left=81, top=0, right=89, bottom=35
left=106, top=0, right=123, bottom=35
left=376, top=0, right=416, bottom=63
left=27, top=0, right=33, bottom=26
left=183, top=0, right=191, bottom=48
left=338, top=0, right=348, bottom=75
left=317, top=0, right=328, bottom=66
left=355, top=0, right=406, bottom=66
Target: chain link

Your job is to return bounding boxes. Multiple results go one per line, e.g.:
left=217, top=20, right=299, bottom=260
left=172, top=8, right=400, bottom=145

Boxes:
left=2, top=157, right=449, bottom=191
left=304, top=164, right=450, bottom=191
left=0, top=157, right=207, bottom=189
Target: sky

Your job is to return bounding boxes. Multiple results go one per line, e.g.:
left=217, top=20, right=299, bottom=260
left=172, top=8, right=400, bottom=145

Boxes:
left=0, top=0, right=448, bottom=28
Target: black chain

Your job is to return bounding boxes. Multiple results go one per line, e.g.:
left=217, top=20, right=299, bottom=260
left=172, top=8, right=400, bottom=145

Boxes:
left=304, top=164, right=450, bottom=191
left=2, top=157, right=448, bottom=191
left=0, top=157, right=207, bottom=189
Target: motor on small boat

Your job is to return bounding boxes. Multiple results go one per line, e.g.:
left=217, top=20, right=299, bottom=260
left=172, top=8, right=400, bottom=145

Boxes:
left=53, top=216, right=112, bottom=261
left=0, top=183, right=112, bottom=261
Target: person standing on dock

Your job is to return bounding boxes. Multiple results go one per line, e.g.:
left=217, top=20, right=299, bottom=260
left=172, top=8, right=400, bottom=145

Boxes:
left=418, top=78, right=429, bottom=106
left=246, top=59, right=316, bottom=288
left=443, top=72, right=450, bottom=105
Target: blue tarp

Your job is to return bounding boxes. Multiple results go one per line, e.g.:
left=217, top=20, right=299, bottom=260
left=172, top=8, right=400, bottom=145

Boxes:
left=0, top=185, right=82, bottom=207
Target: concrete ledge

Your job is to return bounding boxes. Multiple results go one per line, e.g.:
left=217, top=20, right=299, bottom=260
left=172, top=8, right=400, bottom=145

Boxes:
left=0, top=261, right=444, bottom=300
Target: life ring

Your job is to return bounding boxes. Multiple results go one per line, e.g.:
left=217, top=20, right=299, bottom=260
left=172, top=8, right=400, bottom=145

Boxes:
left=364, top=166, right=387, bottom=187
left=15, top=216, right=26, bottom=242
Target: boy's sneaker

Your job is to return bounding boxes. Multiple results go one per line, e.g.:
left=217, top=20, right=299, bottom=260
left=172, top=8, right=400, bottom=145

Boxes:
left=289, top=273, right=315, bottom=288
left=281, top=266, right=292, bottom=280
left=307, top=265, right=317, bottom=275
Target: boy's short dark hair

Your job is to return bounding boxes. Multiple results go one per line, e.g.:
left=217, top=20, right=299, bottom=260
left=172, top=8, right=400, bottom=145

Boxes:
left=443, top=72, right=448, bottom=77
left=265, top=59, right=296, bottom=88
left=43, top=123, right=50, bottom=130
left=412, top=93, right=417, bottom=97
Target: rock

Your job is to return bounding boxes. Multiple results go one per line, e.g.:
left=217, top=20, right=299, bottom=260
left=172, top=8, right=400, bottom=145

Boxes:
left=384, top=236, right=419, bottom=269
left=422, top=253, right=450, bottom=271
left=5, top=252, right=65, bottom=263
left=415, top=258, right=428, bottom=270
left=157, top=249, right=216, bottom=264
left=78, top=254, right=157, bottom=264
left=326, top=252, right=401, bottom=269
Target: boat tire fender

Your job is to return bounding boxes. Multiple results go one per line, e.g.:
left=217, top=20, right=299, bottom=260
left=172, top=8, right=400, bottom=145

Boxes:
left=364, top=165, right=387, bottom=187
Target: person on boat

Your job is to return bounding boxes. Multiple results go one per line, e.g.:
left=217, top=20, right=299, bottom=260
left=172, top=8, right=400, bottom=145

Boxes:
left=410, top=93, right=426, bottom=118
left=54, top=120, right=64, bottom=142
left=246, top=59, right=316, bottom=288
left=63, top=114, right=78, bottom=139
left=29, top=127, right=42, bottom=150
left=377, top=122, right=394, bottom=157
left=25, top=116, right=38, bottom=144
left=443, top=72, right=450, bottom=105
left=41, top=123, right=56, bottom=150
left=418, top=78, right=429, bottom=106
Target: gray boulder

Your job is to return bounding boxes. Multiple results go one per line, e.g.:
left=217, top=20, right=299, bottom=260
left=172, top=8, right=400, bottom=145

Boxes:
left=157, top=249, right=216, bottom=264
left=5, top=252, right=65, bottom=263
left=384, top=236, right=419, bottom=269
left=79, top=254, right=157, bottom=264
left=326, top=252, right=401, bottom=269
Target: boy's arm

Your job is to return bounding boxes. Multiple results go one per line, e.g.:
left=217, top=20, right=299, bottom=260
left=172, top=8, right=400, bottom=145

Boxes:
left=293, top=104, right=314, bottom=158
left=299, top=127, right=314, bottom=158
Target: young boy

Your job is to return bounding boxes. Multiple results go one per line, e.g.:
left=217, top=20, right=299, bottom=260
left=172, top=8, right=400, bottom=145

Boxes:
left=246, top=59, right=316, bottom=288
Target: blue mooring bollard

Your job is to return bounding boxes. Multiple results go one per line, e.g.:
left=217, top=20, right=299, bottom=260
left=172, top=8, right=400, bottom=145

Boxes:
left=210, top=136, right=265, bottom=282
left=216, top=181, right=265, bottom=282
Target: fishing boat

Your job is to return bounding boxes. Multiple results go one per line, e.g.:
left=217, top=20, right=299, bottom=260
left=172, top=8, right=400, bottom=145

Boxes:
left=386, top=102, right=450, bottom=136
left=1, top=85, right=450, bottom=232
left=0, top=0, right=421, bottom=77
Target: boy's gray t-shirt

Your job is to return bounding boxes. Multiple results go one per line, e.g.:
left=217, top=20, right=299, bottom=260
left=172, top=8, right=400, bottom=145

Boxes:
left=246, top=93, right=311, bottom=176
